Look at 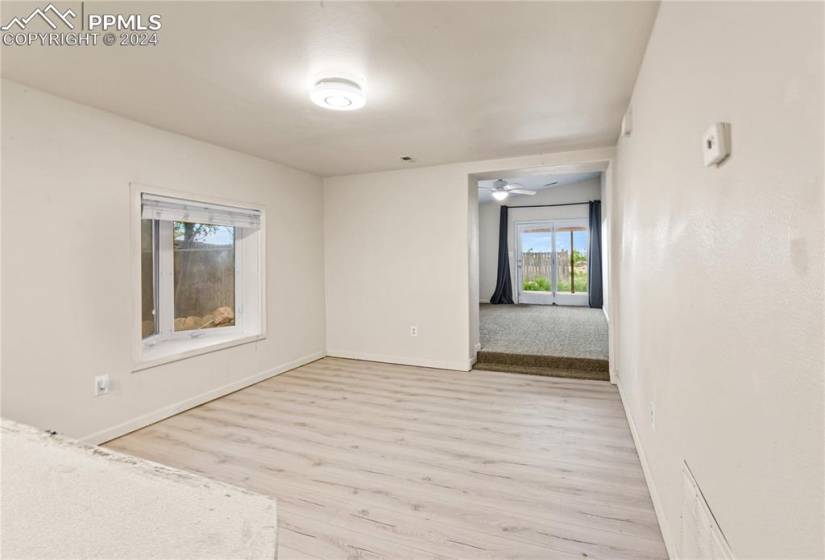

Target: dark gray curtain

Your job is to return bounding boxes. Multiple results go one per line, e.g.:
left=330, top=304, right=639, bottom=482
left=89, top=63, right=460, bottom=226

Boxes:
left=489, top=205, right=514, bottom=304
left=588, top=201, right=603, bottom=308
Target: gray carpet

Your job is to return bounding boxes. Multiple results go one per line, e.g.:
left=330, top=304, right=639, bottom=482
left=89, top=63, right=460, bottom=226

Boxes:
left=479, top=304, right=608, bottom=360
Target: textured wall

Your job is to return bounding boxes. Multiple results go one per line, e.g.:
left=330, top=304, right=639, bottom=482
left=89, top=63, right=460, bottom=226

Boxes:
left=613, top=3, right=824, bottom=557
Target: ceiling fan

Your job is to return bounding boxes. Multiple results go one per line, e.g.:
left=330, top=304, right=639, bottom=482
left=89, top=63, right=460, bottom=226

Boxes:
left=481, top=179, right=558, bottom=201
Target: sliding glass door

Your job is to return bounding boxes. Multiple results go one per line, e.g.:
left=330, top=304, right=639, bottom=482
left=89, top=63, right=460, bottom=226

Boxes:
left=516, top=219, right=589, bottom=306
left=553, top=221, right=589, bottom=305
left=516, top=223, right=554, bottom=304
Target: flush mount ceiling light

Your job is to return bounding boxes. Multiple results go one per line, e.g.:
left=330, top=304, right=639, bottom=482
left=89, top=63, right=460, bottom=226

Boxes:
left=310, top=78, right=365, bottom=111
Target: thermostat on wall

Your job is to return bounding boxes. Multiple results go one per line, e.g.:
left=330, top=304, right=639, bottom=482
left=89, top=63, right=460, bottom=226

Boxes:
left=702, top=122, right=731, bottom=166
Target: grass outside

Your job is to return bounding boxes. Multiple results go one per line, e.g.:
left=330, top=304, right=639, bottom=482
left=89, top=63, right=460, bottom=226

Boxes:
left=522, top=269, right=587, bottom=293
left=521, top=249, right=588, bottom=294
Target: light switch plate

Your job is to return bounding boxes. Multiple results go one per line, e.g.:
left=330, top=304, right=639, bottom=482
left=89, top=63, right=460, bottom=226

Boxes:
left=702, top=122, right=731, bottom=166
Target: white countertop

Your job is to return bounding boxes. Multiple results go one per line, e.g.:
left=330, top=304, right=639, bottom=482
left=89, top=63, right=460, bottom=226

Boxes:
left=1, top=419, right=277, bottom=559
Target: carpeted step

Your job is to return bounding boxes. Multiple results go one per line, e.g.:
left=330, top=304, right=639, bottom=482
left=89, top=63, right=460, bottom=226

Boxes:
left=474, top=350, right=609, bottom=381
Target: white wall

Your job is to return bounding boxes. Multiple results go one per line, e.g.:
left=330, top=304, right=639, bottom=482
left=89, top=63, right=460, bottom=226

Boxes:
left=613, top=3, right=824, bottom=558
left=324, top=148, right=614, bottom=371
left=478, top=177, right=601, bottom=303
left=324, top=164, right=474, bottom=371
left=0, top=80, right=326, bottom=443
left=467, top=178, right=480, bottom=353
left=600, top=168, right=611, bottom=320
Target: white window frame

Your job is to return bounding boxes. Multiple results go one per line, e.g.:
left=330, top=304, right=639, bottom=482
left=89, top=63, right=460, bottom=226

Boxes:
left=131, top=183, right=266, bottom=371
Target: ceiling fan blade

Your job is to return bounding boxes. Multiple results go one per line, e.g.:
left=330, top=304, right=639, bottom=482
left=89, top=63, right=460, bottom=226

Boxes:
left=543, top=181, right=559, bottom=187
left=509, top=189, right=536, bottom=195
left=503, top=182, right=525, bottom=191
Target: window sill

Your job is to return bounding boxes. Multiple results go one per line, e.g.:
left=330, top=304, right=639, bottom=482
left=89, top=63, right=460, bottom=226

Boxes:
left=134, top=332, right=265, bottom=372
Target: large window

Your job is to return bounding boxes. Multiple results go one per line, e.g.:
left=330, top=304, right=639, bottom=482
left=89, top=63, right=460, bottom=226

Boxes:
left=172, top=222, right=236, bottom=332
left=138, top=192, right=263, bottom=364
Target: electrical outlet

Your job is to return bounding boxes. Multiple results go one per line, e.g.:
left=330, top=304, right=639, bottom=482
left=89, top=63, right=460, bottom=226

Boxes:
left=649, top=400, right=656, bottom=430
left=94, top=374, right=111, bottom=396
left=702, top=122, right=731, bottom=166
left=409, top=325, right=418, bottom=337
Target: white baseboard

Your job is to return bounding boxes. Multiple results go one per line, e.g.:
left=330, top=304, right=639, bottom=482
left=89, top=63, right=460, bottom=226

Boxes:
left=603, top=307, right=610, bottom=323
left=617, top=380, right=678, bottom=560
left=327, top=349, right=472, bottom=372
left=80, top=351, right=325, bottom=445
left=479, top=299, right=490, bottom=304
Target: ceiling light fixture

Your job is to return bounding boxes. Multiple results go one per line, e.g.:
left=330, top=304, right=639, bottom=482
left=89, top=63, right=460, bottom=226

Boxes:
left=492, top=191, right=509, bottom=202
left=310, top=77, right=365, bottom=111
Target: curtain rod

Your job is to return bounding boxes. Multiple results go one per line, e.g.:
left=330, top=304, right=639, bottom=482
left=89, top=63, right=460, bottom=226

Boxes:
left=505, top=201, right=593, bottom=209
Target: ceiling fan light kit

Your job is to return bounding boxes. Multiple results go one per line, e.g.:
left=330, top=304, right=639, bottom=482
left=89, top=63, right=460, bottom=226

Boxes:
left=484, top=178, right=539, bottom=202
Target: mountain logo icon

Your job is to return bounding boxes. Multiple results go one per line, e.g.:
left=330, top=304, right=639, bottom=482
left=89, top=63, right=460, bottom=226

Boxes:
left=1, top=3, right=76, bottom=31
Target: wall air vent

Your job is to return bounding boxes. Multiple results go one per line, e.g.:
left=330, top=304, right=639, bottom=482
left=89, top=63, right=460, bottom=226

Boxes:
left=680, top=462, right=735, bottom=559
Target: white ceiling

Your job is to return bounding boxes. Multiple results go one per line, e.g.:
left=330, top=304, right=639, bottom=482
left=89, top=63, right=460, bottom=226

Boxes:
left=0, top=2, right=658, bottom=177
left=478, top=171, right=601, bottom=203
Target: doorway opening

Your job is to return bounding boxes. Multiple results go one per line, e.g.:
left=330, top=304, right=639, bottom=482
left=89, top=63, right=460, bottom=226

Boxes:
left=474, top=169, right=610, bottom=380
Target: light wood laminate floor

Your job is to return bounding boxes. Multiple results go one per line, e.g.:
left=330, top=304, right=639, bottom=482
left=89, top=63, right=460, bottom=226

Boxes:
left=107, top=357, right=667, bottom=560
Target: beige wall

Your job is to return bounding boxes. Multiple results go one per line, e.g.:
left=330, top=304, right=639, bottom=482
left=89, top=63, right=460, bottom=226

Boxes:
left=478, top=177, right=601, bottom=303
left=613, top=3, right=824, bottom=558
left=0, top=80, right=326, bottom=443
